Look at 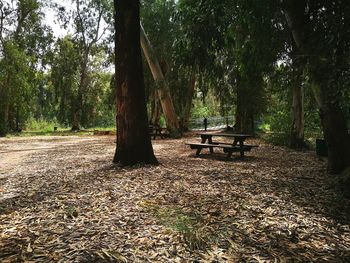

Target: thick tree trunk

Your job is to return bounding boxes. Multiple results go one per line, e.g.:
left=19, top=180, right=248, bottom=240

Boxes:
left=181, top=72, right=196, bottom=131
left=283, top=0, right=350, bottom=173
left=113, top=0, right=157, bottom=166
left=235, top=81, right=254, bottom=134
left=290, top=67, right=305, bottom=149
left=71, top=110, right=80, bottom=131
left=314, top=89, right=350, bottom=174
left=140, top=24, right=180, bottom=136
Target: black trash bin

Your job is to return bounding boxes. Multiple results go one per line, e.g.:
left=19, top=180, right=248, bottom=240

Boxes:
left=316, top=139, right=328, bottom=157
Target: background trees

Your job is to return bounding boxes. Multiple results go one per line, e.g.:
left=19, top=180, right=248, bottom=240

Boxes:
left=282, top=0, right=350, bottom=173
left=0, top=0, right=349, bottom=173
left=0, top=0, right=52, bottom=135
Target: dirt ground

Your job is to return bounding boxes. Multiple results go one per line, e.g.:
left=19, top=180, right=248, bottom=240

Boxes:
left=0, top=135, right=349, bottom=262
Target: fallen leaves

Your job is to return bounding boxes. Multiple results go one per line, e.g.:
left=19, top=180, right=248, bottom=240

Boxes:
left=0, top=135, right=350, bottom=262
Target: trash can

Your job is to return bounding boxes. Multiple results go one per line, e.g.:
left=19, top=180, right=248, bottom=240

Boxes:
left=316, top=139, right=328, bottom=157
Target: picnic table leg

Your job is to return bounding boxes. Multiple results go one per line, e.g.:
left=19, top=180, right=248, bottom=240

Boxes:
left=239, top=140, right=244, bottom=157
left=208, top=136, right=214, bottom=153
left=226, top=150, right=233, bottom=159
left=195, top=136, right=205, bottom=155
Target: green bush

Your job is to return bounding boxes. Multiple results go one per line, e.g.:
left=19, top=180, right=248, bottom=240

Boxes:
left=25, top=118, right=61, bottom=132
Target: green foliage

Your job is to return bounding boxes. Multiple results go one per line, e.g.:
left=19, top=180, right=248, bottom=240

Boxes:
left=263, top=65, right=323, bottom=146
left=51, top=36, right=80, bottom=125
left=50, top=36, right=115, bottom=129
left=190, top=90, right=221, bottom=118
left=0, top=0, right=53, bottom=135
left=25, top=117, right=61, bottom=132
left=0, top=41, right=35, bottom=131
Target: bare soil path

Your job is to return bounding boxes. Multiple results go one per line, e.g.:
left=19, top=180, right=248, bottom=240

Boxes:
left=0, top=135, right=349, bottom=262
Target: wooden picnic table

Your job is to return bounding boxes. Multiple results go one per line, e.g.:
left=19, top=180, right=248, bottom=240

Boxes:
left=149, top=125, right=169, bottom=139
left=186, top=132, right=257, bottom=158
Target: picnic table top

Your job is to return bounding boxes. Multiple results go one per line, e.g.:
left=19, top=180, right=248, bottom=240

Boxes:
left=196, top=132, right=253, bottom=138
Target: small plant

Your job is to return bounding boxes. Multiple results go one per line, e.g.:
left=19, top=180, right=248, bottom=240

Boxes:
left=141, top=201, right=209, bottom=250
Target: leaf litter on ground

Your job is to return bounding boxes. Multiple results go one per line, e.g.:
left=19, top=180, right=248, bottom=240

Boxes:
left=0, top=135, right=349, bottom=262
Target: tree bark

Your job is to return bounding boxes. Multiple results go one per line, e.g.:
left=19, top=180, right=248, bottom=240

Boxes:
left=290, top=66, right=305, bottom=149
left=140, top=24, right=180, bottom=136
left=113, top=0, right=157, bottom=166
left=181, top=71, right=196, bottom=131
left=0, top=103, right=8, bottom=136
left=150, top=89, right=161, bottom=126
left=71, top=110, right=80, bottom=131
left=283, top=0, right=350, bottom=173
left=235, top=79, right=254, bottom=134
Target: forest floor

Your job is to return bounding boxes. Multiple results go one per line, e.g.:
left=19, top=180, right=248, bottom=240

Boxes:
left=0, top=134, right=350, bottom=262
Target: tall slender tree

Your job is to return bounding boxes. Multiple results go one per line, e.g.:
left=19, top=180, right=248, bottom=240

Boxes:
left=113, top=0, right=158, bottom=166
left=140, top=24, right=180, bottom=136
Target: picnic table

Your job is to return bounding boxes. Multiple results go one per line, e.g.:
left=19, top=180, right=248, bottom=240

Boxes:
left=186, top=132, right=258, bottom=158
left=148, top=125, right=168, bottom=139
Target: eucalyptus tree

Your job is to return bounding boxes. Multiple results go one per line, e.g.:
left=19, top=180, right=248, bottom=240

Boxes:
left=54, top=0, right=113, bottom=130
left=140, top=0, right=183, bottom=135
left=51, top=36, right=80, bottom=126
left=282, top=0, right=350, bottom=173
left=113, top=0, right=157, bottom=165
left=0, top=0, right=52, bottom=135
left=141, top=0, right=203, bottom=132
left=140, top=25, right=180, bottom=136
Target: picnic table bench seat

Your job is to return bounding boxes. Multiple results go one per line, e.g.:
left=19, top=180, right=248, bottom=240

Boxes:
left=186, top=142, right=256, bottom=150
left=185, top=142, right=258, bottom=158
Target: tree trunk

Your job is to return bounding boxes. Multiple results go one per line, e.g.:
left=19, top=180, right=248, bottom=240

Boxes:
left=78, top=53, right=89, bottom=127
left=140, top=24, right=180, bottom=136
left=181, top=71, right=196, bottom=131
left=71, top=110, right=80, bottom=131
left=316, top=80, right=350, bottom=174
left=150, top=89, right=161, bottom=126
left=0, top=103, right=8, bottom=136
left=235, top=80, right=254, bottom=134
left=113, top=0, right=157, bottom=166
left=283, top=0, right=350, bottom=173
left=290, top=66, right=305, bottom=149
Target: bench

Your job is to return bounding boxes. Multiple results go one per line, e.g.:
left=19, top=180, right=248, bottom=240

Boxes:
left=185, top=142, right=258, bottom=158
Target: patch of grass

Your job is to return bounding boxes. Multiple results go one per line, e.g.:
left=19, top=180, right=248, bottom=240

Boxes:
left=25, top=118, right=62, bottom=133
left=91, top=126, right=115, bottom=132
left=156, top=207, right=208, bottom=250
left=6, top=121, right=116, bottom=137
left=140, top=201, right=209, bottom=250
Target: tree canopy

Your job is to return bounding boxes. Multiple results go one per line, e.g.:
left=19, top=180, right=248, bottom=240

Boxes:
left=0, top=0, right=349, bottom=172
